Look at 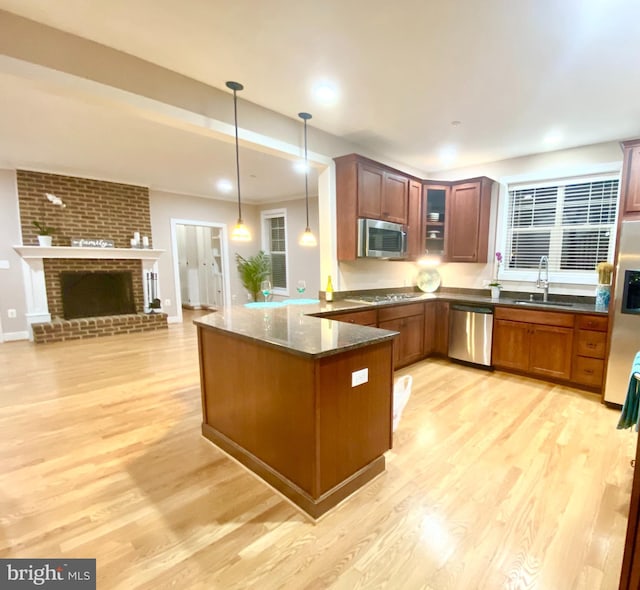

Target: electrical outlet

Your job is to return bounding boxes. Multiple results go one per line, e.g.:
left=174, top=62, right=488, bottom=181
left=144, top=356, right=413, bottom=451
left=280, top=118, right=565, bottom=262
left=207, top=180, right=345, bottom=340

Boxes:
left=7, top=309, right=16, bottom=319
left=351, top=368, right=369, bottom=387
left=164, top=299, right=171, bottom=307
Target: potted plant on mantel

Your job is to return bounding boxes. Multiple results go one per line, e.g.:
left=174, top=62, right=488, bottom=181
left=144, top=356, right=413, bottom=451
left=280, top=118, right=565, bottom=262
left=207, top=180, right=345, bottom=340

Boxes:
left=236, top=251, right=271, bottom=302
left=32, top=220, right=55, bottom=247
left=33, top=192, right=66, bottom=247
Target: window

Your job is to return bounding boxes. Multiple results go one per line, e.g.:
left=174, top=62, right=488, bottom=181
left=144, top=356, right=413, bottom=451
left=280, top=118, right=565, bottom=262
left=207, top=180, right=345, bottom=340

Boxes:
left=505, top=175, right=619, bottom=280
left=261, top=209, right=288, bottom=293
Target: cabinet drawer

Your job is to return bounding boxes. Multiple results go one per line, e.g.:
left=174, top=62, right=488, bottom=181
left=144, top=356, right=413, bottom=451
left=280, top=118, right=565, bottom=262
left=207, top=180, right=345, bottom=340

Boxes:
left=494, top=306, right=574, bottom=328
left=378, top=302, right=424, bottom=322
left=576, top=330, right=607, bottom=359
left=327, top=309, right=378, bottom=325
left=577, top=314, right=608, bottom=332
left=573, top=356, right=605, bottom=387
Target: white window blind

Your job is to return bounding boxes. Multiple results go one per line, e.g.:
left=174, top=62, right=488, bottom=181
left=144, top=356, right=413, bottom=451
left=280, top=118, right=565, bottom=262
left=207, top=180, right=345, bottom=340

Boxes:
left=506, top=176, right=619, bottom=274
left=262, top=210, right=288, bottom=291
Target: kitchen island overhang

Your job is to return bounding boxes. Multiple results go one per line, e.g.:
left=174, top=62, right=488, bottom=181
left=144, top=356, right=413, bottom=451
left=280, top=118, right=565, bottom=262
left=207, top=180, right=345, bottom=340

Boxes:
left=195, top=305, right=398, bottom=519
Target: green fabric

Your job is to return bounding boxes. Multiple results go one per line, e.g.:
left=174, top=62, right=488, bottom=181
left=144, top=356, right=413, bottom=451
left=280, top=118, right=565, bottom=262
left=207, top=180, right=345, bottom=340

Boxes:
left=617, top=352, right=640, bottom=430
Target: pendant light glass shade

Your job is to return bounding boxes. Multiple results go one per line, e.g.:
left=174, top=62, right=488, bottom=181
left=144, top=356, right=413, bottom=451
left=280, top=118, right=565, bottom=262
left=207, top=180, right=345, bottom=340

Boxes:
left=227, top=81, right=251, bottom=242
left=298, top=112, right=317, bottom=247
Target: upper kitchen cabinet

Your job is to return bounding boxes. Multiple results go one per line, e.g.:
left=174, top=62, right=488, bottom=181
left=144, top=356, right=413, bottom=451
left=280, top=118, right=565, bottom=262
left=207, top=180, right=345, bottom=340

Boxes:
left=447, top=178, right=493, bottom=263
left=423, top=183, right=449, bottom=258
left=335, top=154, right=410, bottom=261
left=423, top=177, right=493, bottom=263
left=620, top=139, right=640, bottom=220
left=407, top=179, right=424, bottom=259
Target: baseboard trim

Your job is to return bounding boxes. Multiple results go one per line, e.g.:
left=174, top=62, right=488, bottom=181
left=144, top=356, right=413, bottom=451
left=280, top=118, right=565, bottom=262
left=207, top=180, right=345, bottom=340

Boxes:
left=2, top=331, right=29, bottom=342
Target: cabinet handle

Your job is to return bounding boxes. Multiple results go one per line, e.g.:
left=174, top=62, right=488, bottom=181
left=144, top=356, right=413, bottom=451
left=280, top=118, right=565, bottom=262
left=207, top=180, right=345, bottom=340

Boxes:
left=584, top=369, right=594, bottom=374
left=586, top=343, right=596, bottom=349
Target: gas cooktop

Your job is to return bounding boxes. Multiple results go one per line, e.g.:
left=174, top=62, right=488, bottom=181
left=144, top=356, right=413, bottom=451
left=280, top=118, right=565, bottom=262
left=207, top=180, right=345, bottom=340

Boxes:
left=344, top=293, right=426, bottom=305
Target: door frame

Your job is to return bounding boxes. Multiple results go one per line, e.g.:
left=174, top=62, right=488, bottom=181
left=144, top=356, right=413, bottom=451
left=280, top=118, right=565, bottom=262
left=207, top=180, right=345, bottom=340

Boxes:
left=170, top=218, right=231, bottom=323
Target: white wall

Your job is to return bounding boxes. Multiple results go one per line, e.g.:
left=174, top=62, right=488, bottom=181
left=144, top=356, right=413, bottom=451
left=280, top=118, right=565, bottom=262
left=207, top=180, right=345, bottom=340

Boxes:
left=150, top=189, right=262, bottom=320
left=339, top=141, right=624, bottom=297
left=258, top=197, right=321, bottom=299
left=0, top=169, right=29, bottom=341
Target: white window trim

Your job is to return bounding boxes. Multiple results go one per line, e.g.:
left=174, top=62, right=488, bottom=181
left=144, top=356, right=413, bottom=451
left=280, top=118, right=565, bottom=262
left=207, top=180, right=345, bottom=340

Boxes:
left=496, top=167, right=621, bottom=286
left=261, top=208, right=289, bottom=296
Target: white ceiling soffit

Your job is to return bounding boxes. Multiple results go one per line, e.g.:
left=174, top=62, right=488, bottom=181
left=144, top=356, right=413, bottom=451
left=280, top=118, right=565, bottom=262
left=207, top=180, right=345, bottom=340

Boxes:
left=0, top=0, right=640, bottom=182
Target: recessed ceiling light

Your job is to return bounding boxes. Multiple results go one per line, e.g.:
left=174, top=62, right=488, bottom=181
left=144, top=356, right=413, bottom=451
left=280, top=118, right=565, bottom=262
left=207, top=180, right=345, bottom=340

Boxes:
left=544, top=130, right=563, bottom=145
left=438, top=146, right=457, bottom=165
left=293, top=160, right=309, bottom=174
left=216, top=179, right=233, bottom=193
left=313, top=81, right=338, bottom=104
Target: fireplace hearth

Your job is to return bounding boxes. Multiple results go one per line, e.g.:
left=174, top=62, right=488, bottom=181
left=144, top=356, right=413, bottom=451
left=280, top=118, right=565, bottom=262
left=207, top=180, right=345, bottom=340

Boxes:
left=61, top=271, right=135, bottom=319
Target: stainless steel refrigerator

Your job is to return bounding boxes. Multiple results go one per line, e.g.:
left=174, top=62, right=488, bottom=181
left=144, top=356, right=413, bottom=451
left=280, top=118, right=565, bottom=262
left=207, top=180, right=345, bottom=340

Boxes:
left=604, top=220, right=640, bottom=404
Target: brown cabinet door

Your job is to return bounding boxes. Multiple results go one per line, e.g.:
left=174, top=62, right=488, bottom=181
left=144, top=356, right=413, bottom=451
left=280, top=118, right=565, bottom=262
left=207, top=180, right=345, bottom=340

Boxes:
left=379, top=317, right=403, bottom=368
left=382, top=171, right=409, bottom=224
left=433, top=300, right=450, bottom=355
left=447, top=182, right=482, bottom=262
left=400, top=313, right=425, bottom=367
left=423, top=302, right=436, bottom=356
left=622, top=141, right=640, bottom=218
left=492, top=319, right=530, bottom=371
left=380, top=312, right=424, bottom=369
left=407, top=180, right=423, bottom=258
left=529, top=325, right=573, bottom=380
left=357, top=163, right=385, bottom=219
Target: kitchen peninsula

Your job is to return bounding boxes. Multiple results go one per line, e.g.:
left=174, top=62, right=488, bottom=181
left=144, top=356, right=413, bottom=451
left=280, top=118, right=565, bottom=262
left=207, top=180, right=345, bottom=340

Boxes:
left=195, top=305, right=398, bottom=518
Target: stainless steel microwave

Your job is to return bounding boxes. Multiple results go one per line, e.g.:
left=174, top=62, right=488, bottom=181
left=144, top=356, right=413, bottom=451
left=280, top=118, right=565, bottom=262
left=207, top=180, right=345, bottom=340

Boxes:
left=357, top=218, right=408, bottom=259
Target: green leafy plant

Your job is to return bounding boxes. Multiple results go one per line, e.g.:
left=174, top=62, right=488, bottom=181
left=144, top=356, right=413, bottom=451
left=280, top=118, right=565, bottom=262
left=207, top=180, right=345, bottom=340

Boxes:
left=32, top=220, right=55, bottom=236
left=235, top=251, right=271, bottom=302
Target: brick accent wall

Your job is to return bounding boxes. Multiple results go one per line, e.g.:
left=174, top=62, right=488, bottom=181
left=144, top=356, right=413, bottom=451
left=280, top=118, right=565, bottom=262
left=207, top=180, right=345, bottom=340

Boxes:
left=17, top=170, right=152, bottom=247
left=43, top=259, right=144, bottom=319
left=32, top=313, right=168, bottom=344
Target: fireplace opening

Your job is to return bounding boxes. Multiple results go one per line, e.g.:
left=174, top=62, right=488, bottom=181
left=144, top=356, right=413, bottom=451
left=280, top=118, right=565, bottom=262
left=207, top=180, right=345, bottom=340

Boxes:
left=60, top=271, right=136, bottom=319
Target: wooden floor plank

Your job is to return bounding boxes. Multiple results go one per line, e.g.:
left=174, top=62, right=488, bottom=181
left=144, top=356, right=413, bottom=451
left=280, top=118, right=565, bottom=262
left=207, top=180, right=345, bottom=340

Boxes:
left=0, top=310, right=635, bottom=589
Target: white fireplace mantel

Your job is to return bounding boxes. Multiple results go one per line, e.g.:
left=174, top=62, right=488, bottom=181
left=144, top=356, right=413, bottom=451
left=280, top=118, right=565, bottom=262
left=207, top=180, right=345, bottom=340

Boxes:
left=14, top=246, right=165, bottom=338
left=14, top=246, right=164, bottom=261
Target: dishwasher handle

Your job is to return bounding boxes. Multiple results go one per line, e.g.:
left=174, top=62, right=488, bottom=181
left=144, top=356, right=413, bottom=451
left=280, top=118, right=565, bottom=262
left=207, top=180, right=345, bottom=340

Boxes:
left=450, top=304, right=493, bottom=314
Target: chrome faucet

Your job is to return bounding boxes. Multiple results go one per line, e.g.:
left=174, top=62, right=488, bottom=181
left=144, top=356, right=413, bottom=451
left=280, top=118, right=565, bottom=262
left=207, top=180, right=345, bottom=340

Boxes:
left=536, top=256, right=549, bottom=302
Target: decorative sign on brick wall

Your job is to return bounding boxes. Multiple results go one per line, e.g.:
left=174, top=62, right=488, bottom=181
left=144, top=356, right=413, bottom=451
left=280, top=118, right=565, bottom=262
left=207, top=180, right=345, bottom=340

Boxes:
left=71, top=238, right=115, bottom=248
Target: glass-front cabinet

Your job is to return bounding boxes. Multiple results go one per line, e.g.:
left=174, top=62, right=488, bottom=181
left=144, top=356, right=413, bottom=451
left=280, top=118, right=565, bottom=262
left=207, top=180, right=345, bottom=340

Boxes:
left=424, top=184, right=449, bottom=257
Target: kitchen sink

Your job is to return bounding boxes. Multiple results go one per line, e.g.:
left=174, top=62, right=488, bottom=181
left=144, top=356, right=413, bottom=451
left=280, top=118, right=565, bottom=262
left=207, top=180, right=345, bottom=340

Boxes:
left=512, top=300, right=574, bottom=307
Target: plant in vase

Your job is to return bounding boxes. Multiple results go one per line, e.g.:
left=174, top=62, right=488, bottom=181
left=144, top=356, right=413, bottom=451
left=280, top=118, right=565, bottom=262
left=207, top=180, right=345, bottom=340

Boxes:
left=235, top=251, right=271, bottom=302
left=33, top=192, right=66, bottom=246
left=488, top=251, right=503, bottom=298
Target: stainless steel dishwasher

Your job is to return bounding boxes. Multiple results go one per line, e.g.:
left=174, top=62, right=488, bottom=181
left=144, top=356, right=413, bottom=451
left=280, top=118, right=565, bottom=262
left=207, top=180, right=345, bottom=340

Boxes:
left=448, top=304, right=493, bottom=367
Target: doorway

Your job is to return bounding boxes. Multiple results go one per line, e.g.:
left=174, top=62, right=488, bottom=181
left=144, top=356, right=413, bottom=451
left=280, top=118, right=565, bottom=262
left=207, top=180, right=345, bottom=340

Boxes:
left=172, top=220, right=230, bottom=317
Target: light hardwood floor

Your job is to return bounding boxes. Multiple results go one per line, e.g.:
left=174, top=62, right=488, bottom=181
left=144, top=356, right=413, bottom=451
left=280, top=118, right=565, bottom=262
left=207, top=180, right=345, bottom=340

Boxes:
left=0, top=310, right=635, bottom=589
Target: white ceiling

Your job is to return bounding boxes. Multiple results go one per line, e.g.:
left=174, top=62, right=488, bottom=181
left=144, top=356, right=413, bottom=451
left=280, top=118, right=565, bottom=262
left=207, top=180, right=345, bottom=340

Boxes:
left=1, top=0, right=639, bottom=200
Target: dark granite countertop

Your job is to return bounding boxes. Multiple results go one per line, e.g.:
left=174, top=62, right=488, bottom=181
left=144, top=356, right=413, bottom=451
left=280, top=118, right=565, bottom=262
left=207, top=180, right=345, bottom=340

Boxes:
left=194, top=304, right=398, bottom=359
left=194, top=288, right=607, bottom=359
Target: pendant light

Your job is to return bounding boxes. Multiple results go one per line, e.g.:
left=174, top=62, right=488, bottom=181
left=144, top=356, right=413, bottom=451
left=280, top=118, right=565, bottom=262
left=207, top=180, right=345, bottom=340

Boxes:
left=298, top=112, right=317, bottom=247
left=227, top=81, right=251, bottom=242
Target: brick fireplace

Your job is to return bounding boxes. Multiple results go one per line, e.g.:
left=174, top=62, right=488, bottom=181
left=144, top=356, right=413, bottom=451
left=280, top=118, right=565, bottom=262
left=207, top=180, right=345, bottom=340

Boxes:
left=14, top=171, right=168, bottom=343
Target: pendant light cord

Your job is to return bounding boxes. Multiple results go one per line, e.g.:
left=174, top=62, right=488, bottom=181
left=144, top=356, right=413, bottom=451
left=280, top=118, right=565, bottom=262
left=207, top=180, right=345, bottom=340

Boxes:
left=232, top=87, right=242, bottom=222
left=304, top=117, right=310, bottom=228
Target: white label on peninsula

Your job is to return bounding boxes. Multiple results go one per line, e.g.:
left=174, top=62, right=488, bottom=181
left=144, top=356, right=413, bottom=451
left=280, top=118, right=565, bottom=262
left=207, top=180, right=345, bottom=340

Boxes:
left=351, top=368, right=369, bottom=387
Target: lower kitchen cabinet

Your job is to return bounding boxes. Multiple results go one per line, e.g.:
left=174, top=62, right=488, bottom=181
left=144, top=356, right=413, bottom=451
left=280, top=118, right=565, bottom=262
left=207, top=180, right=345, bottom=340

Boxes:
left=323, top=308, right=378, bottom=327
left=423, top=301, right=436, bottom=356
left=379, top=303, right=424, bottom=368
left=493, top=307, right=574, bottom=381
left=433, top=301, right=450, bottom=355
left=572, top=314, right=608, bottom=388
